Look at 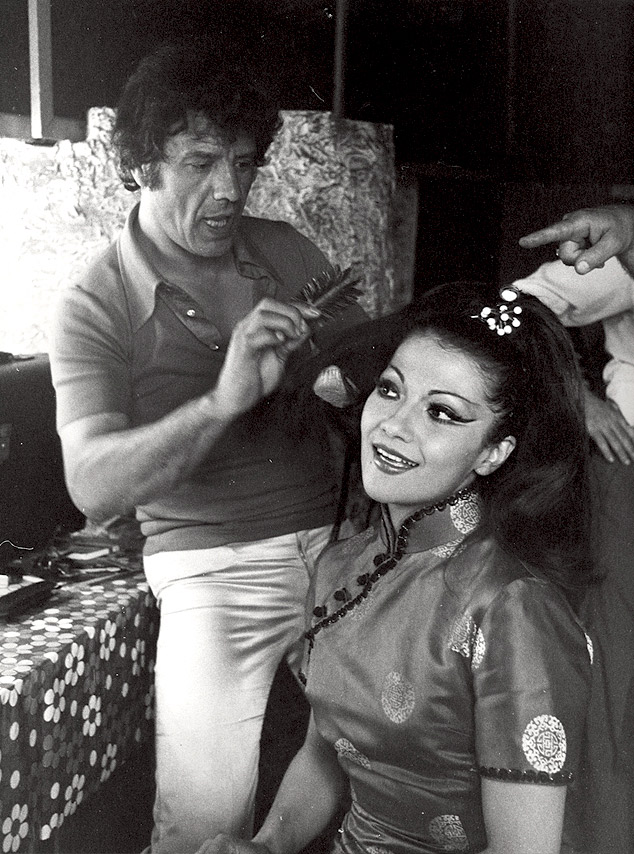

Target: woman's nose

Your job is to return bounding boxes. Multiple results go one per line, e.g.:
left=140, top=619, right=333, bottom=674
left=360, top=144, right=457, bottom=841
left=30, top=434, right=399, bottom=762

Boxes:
left=380, top=409, right=413, bottom=441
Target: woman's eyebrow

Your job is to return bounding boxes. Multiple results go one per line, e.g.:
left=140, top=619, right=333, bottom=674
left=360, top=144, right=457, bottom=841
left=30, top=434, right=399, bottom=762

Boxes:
left=386, top=363, right=404, bottom=382
left=428, top=388, right=479, bottom=406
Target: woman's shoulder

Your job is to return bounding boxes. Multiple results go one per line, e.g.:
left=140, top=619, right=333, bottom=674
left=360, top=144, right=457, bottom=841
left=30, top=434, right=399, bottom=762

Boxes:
left=448, top=536, right=578, bottom=622
left=450, top=537, right=589, bottom=654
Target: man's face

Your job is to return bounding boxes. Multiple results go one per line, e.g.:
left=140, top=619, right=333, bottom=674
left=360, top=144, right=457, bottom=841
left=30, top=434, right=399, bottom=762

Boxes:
left=138, top=114, right=258, bottom=259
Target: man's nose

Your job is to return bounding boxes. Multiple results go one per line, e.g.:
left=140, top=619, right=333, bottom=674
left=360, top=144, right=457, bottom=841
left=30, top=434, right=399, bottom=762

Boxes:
left=212, top=162, right=240, bottom=203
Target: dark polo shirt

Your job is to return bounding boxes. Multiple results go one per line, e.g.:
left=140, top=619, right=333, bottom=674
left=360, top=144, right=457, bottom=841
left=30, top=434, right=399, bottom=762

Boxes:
left=51, top=204, right=363, bottom=554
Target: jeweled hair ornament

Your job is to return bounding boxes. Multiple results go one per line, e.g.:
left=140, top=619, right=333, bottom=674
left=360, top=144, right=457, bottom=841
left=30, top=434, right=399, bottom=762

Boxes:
left=473, top=286, right=522, bottom=336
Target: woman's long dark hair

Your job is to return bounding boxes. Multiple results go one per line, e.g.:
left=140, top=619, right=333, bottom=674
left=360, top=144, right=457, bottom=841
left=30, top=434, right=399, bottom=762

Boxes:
left=411, top=281, right=591, bottom=588
left=291, top=280, right=592, bottom=591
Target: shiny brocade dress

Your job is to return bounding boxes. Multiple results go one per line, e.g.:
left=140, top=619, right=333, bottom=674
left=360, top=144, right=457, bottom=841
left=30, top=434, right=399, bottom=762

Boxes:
left=302, top=494, right=593, bottom=854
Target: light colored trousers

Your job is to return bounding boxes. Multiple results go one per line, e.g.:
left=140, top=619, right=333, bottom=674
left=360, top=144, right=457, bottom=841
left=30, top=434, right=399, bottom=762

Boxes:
left=143, top=525, right=331, bottom=854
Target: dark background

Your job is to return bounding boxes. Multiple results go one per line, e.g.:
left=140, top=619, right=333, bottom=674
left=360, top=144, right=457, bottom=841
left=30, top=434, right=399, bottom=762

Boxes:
left=2, top=0, right=633, bottom=284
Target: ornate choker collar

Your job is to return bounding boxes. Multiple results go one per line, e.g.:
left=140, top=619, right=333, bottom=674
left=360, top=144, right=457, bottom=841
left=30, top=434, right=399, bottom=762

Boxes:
left=398, top=485, right=476, bottom=522
left=301, top=486, right=479, bottom=677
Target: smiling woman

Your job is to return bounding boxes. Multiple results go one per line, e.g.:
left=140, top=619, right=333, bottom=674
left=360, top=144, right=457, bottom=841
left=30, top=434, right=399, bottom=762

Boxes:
left=360, top=332, right=516, bottom=528
left=198, top=279, right=595, bottom=854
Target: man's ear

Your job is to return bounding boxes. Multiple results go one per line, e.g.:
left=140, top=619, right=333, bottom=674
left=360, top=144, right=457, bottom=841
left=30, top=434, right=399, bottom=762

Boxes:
left=474, top=435, right=516, bottom=477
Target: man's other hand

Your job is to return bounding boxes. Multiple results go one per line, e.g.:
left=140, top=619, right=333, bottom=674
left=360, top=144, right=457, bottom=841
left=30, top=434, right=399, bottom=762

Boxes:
left=583, top=386, right=634, bottom=465
left=519, top=205, right=634, bottom=275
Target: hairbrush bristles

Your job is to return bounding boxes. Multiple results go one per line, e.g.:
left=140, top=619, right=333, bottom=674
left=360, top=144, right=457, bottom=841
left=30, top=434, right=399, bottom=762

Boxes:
left=297, top=265, right=363, bottom=323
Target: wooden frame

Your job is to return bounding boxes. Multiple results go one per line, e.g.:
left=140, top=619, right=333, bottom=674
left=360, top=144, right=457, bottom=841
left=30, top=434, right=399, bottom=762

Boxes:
left=0, top=0, right=84, bottom=142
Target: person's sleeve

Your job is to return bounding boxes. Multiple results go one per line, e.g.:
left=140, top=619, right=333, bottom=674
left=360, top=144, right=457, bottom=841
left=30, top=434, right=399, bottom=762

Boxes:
left=49, top=284, right=132, bottom=430
left=513, top=257, right=634, bottom=326
left=289, top=225, right=333, bottom=281
left=471, top=578, right=592, bottom=785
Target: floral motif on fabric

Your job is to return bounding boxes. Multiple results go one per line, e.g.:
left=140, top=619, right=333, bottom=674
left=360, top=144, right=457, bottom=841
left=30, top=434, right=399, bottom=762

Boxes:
left=428, top=814, right=469, bottom=851
left=522, top=714, right=567, bottom=773
left=430, top=539, right=462, bottom=559
left=450, top=614, right=473, bottom=659
left=381, top=671, right=415, bottom=724
left=584, top=632, right=594, bottom=664
left=332, top=845, right=391, bottom=854
left=449, top=614, right=486, bottom=669
left=449, top=492, right=482, bottom=535
left=334, top=738, right=371, bottom=769
left=471, top=628, right=486, bottom=669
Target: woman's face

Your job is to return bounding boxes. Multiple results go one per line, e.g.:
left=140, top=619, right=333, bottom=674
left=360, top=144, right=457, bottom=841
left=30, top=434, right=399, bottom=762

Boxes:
left=360, top=331, right=515, bottom=527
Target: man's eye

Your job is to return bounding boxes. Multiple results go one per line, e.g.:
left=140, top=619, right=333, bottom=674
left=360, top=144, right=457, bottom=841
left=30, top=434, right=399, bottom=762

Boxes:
left=188, top=162, right=210, bottom=172
left=236, top=159, right=256, bottom=170
left=376, top=379, right=398, bottom=399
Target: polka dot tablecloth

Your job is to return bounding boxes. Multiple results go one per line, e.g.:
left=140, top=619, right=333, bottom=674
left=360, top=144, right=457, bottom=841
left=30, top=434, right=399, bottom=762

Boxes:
left=0, top=573, right=158, bottom=852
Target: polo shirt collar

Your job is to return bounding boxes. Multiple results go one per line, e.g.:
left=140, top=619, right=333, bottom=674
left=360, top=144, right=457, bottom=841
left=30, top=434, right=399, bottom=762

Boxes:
left=117, top=203, right=279, bottom=332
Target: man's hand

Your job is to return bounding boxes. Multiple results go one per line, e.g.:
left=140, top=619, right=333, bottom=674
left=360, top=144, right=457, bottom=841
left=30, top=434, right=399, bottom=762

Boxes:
left=212, top=297, right=320, bottom=419
left=195, top=833, right=272, bottom=854
left=583, top=386, right=634, bottom=464
left=518, top=205, right=634, bottom=275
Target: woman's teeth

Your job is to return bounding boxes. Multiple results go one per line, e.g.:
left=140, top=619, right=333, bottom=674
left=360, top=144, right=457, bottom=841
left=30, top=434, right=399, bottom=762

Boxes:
left=374, top=445, right=418, bottom=470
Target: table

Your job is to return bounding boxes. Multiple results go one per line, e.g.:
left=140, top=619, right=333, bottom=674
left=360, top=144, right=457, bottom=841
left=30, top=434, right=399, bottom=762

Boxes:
left=0, top=572, right=158, bottom=853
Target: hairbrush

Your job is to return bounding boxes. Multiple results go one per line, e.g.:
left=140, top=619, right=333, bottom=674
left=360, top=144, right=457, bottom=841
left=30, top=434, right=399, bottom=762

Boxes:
left=296, top=265, right=363, bottom=326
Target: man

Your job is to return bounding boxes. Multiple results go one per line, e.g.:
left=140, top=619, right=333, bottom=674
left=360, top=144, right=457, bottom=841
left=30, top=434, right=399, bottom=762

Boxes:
left=519, top=203, right=634, bottom=854
left=50, top=41, right=364, bottom=853
left=513, top=256, right=634, bottom=460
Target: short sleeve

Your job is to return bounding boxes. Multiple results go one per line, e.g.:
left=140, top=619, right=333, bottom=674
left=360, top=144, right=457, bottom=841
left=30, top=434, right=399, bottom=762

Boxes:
left=287, top=224, right=333, bottom=281
left=472, top=577, right=592, bottom=785
left=50, top=281, right=132, bottom=430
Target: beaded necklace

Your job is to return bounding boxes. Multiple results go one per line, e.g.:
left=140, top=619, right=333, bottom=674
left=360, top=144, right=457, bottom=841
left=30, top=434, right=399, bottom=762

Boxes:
left=303, top=486, right=477, bottom=664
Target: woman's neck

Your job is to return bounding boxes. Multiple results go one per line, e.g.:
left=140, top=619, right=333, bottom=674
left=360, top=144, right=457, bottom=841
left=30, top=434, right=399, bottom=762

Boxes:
left=384, top=486, right=481, bottom=554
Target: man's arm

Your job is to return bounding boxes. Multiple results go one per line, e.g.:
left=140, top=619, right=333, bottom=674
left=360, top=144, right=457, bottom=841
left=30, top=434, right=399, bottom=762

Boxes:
left=512, top=257, right=634, bottom=326
left=59, top=297, right=319, bottom=520
left=519, top=204, right=634, bottom=276
left=513, top=236, right=634, bottom=461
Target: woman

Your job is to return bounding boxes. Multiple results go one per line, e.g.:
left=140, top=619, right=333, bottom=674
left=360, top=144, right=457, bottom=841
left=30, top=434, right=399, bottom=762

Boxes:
left=198, top=280, right=594, bottom=854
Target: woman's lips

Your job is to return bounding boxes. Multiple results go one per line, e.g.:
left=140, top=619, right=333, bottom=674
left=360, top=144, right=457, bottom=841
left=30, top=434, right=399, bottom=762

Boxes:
left=372, top=443, right=418, bottom=474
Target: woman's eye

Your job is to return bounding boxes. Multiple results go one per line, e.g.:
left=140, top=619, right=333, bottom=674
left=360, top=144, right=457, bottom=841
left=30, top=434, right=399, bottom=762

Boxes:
left=429, top=404, right=461, bottom=423
left=376, top=378, right=398, bottom=399
left=236, top=159, right=256, bottom=171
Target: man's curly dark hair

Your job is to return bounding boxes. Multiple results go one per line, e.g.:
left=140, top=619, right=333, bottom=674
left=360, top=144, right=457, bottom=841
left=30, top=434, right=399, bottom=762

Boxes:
left=112, top=38, right=282, bottom=191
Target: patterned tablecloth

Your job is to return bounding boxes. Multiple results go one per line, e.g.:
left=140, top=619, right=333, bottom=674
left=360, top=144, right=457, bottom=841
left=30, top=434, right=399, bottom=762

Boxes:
left=0, top=572, right=158, bottom=852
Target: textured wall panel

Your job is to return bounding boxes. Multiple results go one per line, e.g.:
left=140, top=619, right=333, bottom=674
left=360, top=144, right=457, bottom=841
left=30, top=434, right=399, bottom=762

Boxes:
left=0, top=108, right=410, bottom=354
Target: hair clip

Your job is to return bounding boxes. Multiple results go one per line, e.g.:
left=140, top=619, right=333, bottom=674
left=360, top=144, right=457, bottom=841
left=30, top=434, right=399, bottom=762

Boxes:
left=473, top=287, right=522, bottom=336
